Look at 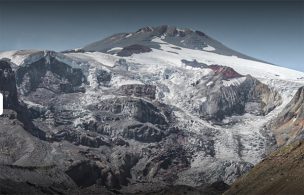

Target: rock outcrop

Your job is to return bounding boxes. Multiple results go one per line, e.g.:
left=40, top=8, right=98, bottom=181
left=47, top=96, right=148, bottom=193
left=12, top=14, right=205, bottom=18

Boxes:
left=117, top=84, right=156, bottom=100
left=16, top=51, right=86, bottom=95
left=270, top=86, right=304, bottom=146
left=0, top=60, right=45, bottom=139
left=197, top=70, right=281, bottom=121
left=224, top=141, right=304, bottom=195
left=117, top=44, right=152, bottom=57
left=0, top=60, right=18, bottom=109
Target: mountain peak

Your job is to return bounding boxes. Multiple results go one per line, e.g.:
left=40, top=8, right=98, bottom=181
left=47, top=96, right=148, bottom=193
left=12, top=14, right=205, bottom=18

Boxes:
left=135, top=26, right=154, bottom=33
left=135, top=25, right=198, bottom=37
left=81, top=25, right=266, bottom=63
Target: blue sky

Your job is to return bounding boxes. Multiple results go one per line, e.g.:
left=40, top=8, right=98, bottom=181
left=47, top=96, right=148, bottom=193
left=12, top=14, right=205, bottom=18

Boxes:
left=0, top=1, right=303, bottom=71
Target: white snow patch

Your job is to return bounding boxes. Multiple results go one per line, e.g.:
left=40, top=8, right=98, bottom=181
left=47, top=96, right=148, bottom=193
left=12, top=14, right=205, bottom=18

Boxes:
left=87, top=67, right=99, bottom=89
left=161, top=34, right=166, bottom=39
left=125, top=33, right=133, bottom=38
left=176, top=28, right=185, bottom=32
left=203, top=45, right=216, bottom=51
left=201, top=97, right=207, bottom=103
left=141, top=37, right=304, bottom=83
left=107, top=47, right=123, bottom=53
left=66, top=52, right=118, bottom=67
left=206, top=81, right=213, bottom=86
left=110, top=75, right=143, bottom=87
left=222, top=77, right=247, bottom=87
left=151, top=37, right=167, bottom=44
left=0, top=50, right=43, bottom=66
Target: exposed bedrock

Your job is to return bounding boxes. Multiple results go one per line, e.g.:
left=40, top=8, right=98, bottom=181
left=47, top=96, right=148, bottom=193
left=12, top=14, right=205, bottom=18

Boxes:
left=66, top=152, right=140, bottom=190
left=15, top=52, right=86, bottom=95
left=117, top=84, right=157, bottom=100
left=198, top=71, right=282, bottom=121
left=82, top=97, right=173, bottom=143
left=181, top=59, right=208, bottom=69
left=0, top=60, right=45, bottom=139
left=269, top=86, right=304, bottom=146
left=96, top=68, right=112, bottom=86
left=0, top=60, right=19, bottom=109
left=117, top=44, right=152, bottom=57
left=209, top=65, right=243, bottom=80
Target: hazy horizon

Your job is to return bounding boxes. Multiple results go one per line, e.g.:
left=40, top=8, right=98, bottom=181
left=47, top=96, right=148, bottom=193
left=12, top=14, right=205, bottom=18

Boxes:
left=0, top=1, right=303, bottom=71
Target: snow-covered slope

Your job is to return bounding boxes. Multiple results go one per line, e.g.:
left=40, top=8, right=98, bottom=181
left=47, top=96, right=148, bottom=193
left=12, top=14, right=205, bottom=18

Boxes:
left=70, top=31, right=304, bottom=164
left=70, top=36, right=304, bottom=110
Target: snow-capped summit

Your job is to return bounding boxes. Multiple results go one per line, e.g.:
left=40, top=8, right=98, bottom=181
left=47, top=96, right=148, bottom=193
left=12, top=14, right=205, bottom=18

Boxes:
left=82, top=25, right=267, bottom=62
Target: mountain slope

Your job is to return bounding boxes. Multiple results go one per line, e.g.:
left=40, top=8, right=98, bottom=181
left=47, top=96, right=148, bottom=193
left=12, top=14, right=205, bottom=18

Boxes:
left=225, top=86, right=304, bottom=195
left=224, top=140, right=304, bottom=195
left=269, top=86, right=304, bottom=146
left=81, top=25, right=271, bottom=63
left=0, top=25, right=304, bottom=194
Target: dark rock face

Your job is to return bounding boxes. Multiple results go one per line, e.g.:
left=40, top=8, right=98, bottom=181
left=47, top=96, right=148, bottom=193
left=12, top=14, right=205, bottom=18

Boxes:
left=195, top=30, right=207, bottom=37
left=117, top=44, right=152, bottom=57
left=143, top=145, right=190, bottom=177
left=117, top=84, right=157, bottom=100
left=52, top=129, right=111, bottom=148
left=76, top=97, right=173, bottom=144
left=270, top=86, right=304, bottom=146
left=0, top=60, right=45, bottom=139
left=96, top=69, right=112, bottom=86
left=209, top=65, right=243, bottom=80
left=198, top=74, right=281, bottom=121
left=136, top=182, right=229, bottom=195
left=16, top=52, right=86, bottom=95
left=65, top=152, right=140, bottom=190
left=0, top=166, right=74, bottom=195
left=65, top=161, right=101, bottom=188
left=136, top=26, right=154, bottom=33
left=181, top=59, right=208, bottom=69
left=123, top=123, right=164, bottom=142
left=0, top=60, right=18, bottom=109
left=90, top=97, right=171, bottom=126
